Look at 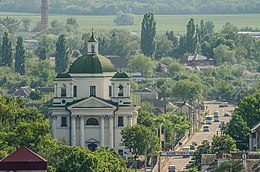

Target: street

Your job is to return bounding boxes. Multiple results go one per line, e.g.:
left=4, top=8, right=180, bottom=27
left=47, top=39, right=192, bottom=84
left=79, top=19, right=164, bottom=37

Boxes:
left=159, top=101, right=234, bottom=172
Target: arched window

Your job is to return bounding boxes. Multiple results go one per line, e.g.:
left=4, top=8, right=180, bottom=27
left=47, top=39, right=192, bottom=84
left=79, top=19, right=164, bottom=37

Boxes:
left=61, top=84, right=66, bottom=97
left=86, top=118, right=99, bottom=125
left=118, top=84, right=124, bottom=96
left=88, top=143, right=97, bottom=151
left=91, top=45, right=95, bottom=53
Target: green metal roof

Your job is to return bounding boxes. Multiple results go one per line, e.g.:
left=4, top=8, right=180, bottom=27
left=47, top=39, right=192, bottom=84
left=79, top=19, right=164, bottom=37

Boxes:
left=112, top=72, right=129, bottom=78
left=55, top=73, right=72, bottom=78
left=68, top=53, right=116, bottom=74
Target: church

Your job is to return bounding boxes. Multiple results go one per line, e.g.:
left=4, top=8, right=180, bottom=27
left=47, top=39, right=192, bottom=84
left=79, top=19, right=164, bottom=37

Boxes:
left=49, top=31, right=138, bottom=157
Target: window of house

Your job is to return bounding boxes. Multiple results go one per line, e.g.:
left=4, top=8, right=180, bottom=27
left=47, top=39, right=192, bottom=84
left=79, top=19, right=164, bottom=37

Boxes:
left=90, top=86, right=96, bottom=96
left=61, top=117, right=67, bottom=127
left=91, top=45, right=95, bottom=53
left=61, top=84, right=66, bottom=97
left=73, top=86, right=77, bottom=97
left=118, top=149, right=123, bottom=156
left=86, top=118, right=99, bottom=125
left=118, top=84, right=124, bottom=97
left=118, top=116, right=124, bottom=126
left=109, top=86, right=112, bottom=97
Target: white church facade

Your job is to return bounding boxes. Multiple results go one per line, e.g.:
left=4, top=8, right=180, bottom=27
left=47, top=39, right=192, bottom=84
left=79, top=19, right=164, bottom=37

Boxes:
left=49, top=32, right=138, bottom=156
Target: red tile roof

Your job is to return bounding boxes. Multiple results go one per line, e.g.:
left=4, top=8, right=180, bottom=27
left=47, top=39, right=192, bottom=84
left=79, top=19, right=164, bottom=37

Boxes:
left=0, top=147, right=47, bottom=170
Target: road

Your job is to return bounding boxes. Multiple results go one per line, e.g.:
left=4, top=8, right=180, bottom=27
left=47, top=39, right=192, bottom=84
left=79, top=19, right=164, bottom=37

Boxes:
left=159, top=101, right=234, bottom=172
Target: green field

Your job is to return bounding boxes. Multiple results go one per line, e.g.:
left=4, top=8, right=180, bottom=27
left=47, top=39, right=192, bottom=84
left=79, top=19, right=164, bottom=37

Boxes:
left=0, top=12, right=260, bottom=34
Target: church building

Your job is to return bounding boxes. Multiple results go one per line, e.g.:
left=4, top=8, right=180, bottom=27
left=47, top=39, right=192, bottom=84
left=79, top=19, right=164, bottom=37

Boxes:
left=49, top=31, right=138, bottom=157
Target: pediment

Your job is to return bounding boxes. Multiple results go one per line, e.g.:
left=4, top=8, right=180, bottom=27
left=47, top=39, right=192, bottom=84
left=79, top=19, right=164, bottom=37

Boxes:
left=67, top=97, right=116, bottom=109
left=85, top=138, right=99, bottom=143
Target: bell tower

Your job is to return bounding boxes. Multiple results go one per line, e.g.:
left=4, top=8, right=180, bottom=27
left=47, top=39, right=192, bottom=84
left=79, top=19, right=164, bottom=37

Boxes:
left=87, top=29, right=98, bottom=55
left=110, top=72, right=131, bottom=106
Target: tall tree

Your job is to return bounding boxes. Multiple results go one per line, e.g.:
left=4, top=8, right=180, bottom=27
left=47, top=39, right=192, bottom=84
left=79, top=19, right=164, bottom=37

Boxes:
left=141, top=13, right=156, bottom=57
left=199, top=20, right=207, bottom=41
left=224, top=114, right=250, bottom=151
left=1, top=31, right=12, bottom=67
left=14, top=37, right=25, bottom=74
left=205, top=21, right=214, bottom=34
left=186, top=18, right=196, bottom=54
left=235, top=91, right=260, bottom=128
left=121, top=124, right=159, bottom=171
left=55, top=34, right=69, bottom=73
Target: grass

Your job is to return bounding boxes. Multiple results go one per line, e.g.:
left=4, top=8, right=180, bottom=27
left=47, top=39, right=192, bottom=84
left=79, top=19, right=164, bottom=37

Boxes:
left=0, top=12, right=260, bottom=34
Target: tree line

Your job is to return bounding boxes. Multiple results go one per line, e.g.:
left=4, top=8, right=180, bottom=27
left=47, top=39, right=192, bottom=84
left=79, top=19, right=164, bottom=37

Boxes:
left=0, top=0, right=260, bottom=15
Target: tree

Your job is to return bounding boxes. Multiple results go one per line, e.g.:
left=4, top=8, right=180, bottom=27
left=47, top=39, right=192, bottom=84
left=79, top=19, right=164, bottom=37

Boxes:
left=211, top=134, right=237, bottom=153
left=213, top=44, right=235, bottom=65
left=50, top=20, right=65, bottom=35
left=0, top=16, right=20, bottom=34
left=199, top=20, right=207, bottom=41
left=128, top=54, right=155, bottom=77
left=186, top=18, right=196, bottom=54
left=194, top=140, right=211, bottom=168
left=114, top=11, right=135, bottom=26
left=213, top=159, right=243, bottom=172
left=121, top=124, right=159, bottom=171
left=205, top=21, right=214, bottom=34
left=1, top=31, right=12, bottom=67
left=221, top=22, right=239, bottom=40
left=66, top=17, right=79, bottom=32
left=14, top=37, right=25, bottom=74
left=224, top=114, right=250, bottom=151
left=172, top=79, right=203, bottom=104
left=154, top=34, right=174, bottom=59
left=55, top=34, right=69, bottom=73
left=141, top=13, right=156, bottom=57
left=21, top=18, right=30, bottom=31
left=137, top=110, right=155, bottom=128
left=235, top=91, right=260, bottom=128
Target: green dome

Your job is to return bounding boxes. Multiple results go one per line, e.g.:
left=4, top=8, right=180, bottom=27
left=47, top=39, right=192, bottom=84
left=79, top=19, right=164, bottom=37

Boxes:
left=112, top=72, right=129, bottom=78
left=68, top=54, right=116, bottom=74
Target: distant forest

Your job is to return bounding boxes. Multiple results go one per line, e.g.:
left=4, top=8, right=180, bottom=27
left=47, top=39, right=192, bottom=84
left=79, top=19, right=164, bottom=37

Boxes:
left=1, top=0, right=260, bottom=15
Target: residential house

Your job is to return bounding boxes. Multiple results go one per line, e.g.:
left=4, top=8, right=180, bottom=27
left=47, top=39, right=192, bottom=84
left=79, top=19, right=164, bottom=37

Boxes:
left=249, top=122, right=260, bottom=151
left=106, top=55, right=128, bottom=72
left=0, top=147, right=47, bottom=172
left=14, top=86, right=32, bottom=98
left=201, top=152, right=260, bottom=172
left=187, top=54, right=214, bottom=67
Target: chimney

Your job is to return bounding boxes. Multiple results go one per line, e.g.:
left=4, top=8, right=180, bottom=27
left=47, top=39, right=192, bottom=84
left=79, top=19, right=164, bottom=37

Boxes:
left=41, top=0, right=48, bottom=30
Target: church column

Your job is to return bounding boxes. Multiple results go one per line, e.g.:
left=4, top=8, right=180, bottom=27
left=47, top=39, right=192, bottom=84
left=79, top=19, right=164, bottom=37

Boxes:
left=71, top=115, right=76, bottom=146
left=80, top=115, right=85, bottom=147
left=109, top=115, right=114, bottom=148
left=100, top=115, right=105, bottom=146
left=127, top=114, right=132, bottom=126
left=52, top=115, right=57, bottom=139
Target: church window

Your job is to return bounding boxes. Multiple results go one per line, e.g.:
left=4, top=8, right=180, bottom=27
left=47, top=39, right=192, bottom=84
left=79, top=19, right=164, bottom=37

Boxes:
left=91, top=45, right=95, bottom=53
left=61, top=117, right=67, bottom=127
left=90, top=86, right=96, bottom=96
left=86, top=118, right=99, bottom=125
left=109, top=86, right=112, bottom=97
left=118, top=84, right=124, bottom=97
left=61, top=84, right=66, bottom=97
left=88, top=143, right=97, bottom=151
left=73, top=86, right=77, bottom=97
left=118, top=116, right=124, bottom=126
